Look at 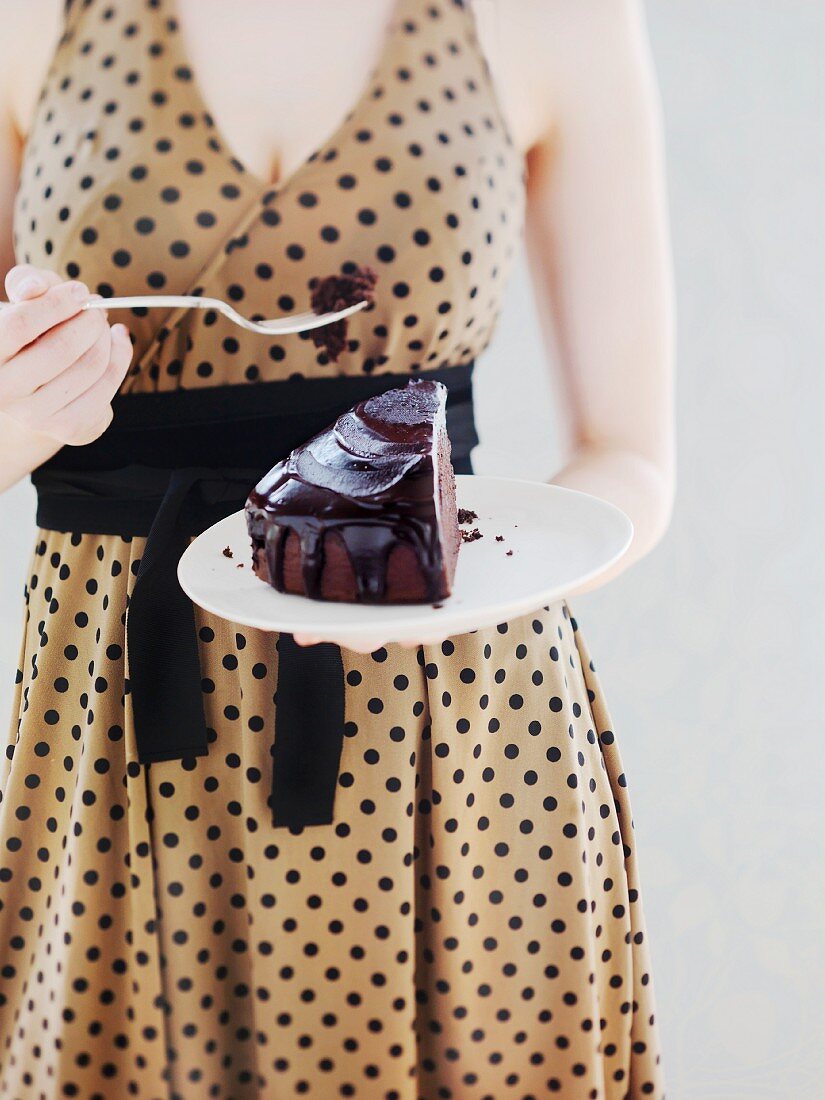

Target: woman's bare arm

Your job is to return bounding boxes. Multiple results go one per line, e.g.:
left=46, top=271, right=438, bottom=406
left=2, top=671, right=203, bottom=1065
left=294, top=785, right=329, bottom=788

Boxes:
left=521, top=0, right=676, bottom=591
left=0, top=1, right=133, bottom=494
left=0, top=5, right=61, bottom=488
left=300, top=1, right=676, bottom=649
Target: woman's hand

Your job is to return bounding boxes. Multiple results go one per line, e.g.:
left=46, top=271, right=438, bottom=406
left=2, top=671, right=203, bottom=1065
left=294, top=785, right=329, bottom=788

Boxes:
left=0, top=264, right=133, bottom=447
left=293, top=630, right=450, bottom=654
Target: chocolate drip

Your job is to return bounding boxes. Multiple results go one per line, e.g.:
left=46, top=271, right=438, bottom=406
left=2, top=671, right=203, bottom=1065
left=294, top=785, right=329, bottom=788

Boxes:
left=246, top=379, right=454, bottom=604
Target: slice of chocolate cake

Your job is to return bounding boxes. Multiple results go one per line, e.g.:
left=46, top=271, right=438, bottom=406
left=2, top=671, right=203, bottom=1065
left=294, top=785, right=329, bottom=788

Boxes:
left=245, top=379, right=461, bottom=603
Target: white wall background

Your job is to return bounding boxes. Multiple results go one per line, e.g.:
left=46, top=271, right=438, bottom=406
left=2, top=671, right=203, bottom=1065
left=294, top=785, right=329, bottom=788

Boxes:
left=0, top=3, right=822, bottom=1096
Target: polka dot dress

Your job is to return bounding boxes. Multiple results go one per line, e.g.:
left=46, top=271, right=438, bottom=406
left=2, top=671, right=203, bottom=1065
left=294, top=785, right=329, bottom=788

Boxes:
left=1, top=1, right=665, bottom=1096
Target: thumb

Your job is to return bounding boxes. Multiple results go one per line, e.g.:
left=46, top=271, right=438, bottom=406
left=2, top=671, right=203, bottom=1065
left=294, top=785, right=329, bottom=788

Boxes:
left=5, top=264, right=59, bottom=303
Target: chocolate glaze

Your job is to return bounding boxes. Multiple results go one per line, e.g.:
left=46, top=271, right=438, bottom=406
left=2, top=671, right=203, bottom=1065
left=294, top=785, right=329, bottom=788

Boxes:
left=245, top=378, right=460, bottom=603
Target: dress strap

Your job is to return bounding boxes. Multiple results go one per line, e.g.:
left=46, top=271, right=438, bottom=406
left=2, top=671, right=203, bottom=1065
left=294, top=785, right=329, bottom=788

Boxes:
left=59, top=0, right=100, bottom=45
left=390, top=0, right=518, bottom=156
left=62, top=0, right=86, bottom=30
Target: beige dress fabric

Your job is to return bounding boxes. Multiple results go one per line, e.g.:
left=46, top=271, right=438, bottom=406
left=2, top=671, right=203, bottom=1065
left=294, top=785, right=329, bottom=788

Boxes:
left=0, top=1, right=665, bottom=1096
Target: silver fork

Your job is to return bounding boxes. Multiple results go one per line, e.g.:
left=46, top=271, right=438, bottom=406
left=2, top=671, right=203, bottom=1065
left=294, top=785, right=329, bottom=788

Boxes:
left=0, top=294, right=369, bottom=336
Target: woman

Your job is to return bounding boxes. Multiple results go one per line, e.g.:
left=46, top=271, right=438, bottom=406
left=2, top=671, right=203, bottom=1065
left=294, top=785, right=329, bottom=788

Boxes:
left=0, top=0, right=674, bottom=1095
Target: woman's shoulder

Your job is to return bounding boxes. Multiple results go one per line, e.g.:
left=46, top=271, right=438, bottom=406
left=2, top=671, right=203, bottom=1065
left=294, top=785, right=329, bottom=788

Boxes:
left=469, top=0, right=566, bottom=152
left=471, top=0, right=653, bottom=152
left=0, top=0, right=64, bottom=140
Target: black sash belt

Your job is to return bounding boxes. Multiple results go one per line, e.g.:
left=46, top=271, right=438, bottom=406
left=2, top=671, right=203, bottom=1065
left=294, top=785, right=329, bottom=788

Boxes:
left=32, top=365, right=477, bottom=828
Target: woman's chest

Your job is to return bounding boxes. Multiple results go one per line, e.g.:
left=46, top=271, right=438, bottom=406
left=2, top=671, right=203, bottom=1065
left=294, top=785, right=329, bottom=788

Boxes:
left=174, top=0, right=400, bottom=187
left=14, top=0, right=525, bottom=386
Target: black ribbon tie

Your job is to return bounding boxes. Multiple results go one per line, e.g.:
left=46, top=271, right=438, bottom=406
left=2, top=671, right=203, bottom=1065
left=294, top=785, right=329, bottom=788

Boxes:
left=272, top=635, right=345, bottom=827
left=30, top=367, right=478, bottom=829
left=126, top=468, right=215, bottom=762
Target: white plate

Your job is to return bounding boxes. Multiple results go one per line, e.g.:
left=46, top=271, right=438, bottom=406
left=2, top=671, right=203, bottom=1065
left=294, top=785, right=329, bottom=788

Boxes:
left=178, top=476, right=632, bottom=644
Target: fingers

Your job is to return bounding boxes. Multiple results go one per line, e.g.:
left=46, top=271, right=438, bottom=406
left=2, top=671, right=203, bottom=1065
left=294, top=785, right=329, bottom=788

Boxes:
left=14, top=325, right=113, bottom=422
left=292, top=633, right=433, bottom=653
left=4, top=263, right=63, bottom=301
left=0, top=278, right=93, bottom=365
left=43, top=323, right=132, bottom=446
left=345, top=638, right=390, bottom=654
left=293, top=633, right=378, bottom=652
left=0, top=300, right=109, bottom=404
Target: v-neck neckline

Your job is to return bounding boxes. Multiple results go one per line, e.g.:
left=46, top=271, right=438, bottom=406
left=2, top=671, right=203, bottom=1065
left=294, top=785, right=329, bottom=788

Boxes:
left=165, top=0, right=405, bottom=195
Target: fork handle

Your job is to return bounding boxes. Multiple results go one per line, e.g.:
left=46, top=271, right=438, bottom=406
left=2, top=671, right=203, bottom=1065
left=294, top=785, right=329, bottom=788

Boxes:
left=79, top=295, right=216, bottom=311
left=0, top=295, right=219, bottom=312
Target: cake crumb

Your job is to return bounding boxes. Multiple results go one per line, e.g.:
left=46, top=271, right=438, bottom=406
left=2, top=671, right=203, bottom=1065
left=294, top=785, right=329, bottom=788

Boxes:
left=495, top=534, right=505, bottom=542
left=222, top=546, right=234, bottom=559
left=457, top=507, right=477, bottom=524
left=461, top=527, right=482, bottom=543
left=236, top=563, right=244, bottom=568
left=505, top=549, right=513, bottom=556
left=432, top=601, right=444, bottom=609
